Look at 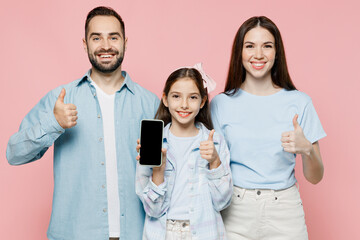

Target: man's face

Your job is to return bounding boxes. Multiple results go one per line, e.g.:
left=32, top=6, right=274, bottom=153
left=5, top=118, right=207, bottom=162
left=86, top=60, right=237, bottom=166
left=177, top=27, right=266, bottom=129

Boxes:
left=83, top=16, right=127, bottom=73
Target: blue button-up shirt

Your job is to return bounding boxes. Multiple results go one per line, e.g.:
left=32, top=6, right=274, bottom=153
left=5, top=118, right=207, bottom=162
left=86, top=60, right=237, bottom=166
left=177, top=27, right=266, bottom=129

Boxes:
left=6, top=70, right=160, bottom=240
left=136, top=123, right=233, bottom=240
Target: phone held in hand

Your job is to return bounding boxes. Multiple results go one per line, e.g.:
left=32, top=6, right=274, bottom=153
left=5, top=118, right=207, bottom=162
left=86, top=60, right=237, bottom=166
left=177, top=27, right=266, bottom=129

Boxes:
left=139, top=119, right=164, bottom=166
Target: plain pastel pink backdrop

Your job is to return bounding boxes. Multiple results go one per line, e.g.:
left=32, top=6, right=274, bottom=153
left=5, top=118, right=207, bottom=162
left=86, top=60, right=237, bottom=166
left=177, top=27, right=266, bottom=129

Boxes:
left=1, top=0, right=359, bottom=239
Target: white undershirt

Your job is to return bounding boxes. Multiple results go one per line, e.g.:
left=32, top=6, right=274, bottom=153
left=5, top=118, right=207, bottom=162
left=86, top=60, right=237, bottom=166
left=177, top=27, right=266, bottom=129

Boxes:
left=91, top=81, right=120, bottom=237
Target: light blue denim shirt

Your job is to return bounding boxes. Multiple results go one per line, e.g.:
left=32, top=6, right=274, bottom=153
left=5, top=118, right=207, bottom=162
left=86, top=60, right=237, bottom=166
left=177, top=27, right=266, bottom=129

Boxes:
left=6, top=70, right=160, bottom=240
left=136, top=123, right=233, bottom=240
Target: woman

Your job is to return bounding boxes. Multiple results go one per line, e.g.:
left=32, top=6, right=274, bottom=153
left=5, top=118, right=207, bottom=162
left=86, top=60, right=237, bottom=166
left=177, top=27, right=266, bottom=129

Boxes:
left=211, top=16, right=326, bottom=240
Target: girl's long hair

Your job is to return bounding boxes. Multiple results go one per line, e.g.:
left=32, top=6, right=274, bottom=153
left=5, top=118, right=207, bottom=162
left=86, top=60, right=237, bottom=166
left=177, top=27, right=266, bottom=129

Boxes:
left=155, top=68, right=214, bottom=130
left=225, top=16, right=297, bottom=96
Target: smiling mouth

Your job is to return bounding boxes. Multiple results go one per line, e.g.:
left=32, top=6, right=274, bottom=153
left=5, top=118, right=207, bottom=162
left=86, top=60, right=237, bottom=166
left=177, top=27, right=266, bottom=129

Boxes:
left=251, top=62, right=266, bottom=70
left=97, top=54, right=116, bottom=60
left=177, top=111, right=191, bottom=118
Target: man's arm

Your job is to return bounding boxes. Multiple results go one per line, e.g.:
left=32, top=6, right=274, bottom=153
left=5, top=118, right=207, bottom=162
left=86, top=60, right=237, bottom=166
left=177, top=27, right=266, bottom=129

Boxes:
left=6, top=87, right=76, bottom=165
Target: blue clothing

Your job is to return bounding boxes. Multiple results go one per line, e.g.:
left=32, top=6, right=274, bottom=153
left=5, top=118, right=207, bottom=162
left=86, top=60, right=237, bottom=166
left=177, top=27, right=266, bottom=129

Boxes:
left=6, top=70, right=160, bottom=240
left=166, top=130, right=202, bottom=220
left=211, top=89, right=326, bottom=190
left=136, top=123, right=233, bottom=240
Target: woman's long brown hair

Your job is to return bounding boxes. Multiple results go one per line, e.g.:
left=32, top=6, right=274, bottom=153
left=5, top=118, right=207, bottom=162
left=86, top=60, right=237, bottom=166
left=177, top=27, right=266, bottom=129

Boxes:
left=225, top=16, right=296, bottom=96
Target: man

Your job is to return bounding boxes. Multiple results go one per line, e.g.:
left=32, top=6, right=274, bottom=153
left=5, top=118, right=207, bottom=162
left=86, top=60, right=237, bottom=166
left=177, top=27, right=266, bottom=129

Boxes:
left=6, top=6, right=159, bottom=240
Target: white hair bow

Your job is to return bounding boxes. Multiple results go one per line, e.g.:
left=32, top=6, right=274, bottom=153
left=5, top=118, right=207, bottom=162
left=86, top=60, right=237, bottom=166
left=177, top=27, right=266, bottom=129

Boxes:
left=191, top=63, right=217, bottom=93
left=176, top=63, right=217, bottom=93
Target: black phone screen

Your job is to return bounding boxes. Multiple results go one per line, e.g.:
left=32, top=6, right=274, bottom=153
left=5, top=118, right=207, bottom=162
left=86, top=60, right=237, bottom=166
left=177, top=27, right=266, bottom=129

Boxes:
left=139, top=120, right=164, bottom=165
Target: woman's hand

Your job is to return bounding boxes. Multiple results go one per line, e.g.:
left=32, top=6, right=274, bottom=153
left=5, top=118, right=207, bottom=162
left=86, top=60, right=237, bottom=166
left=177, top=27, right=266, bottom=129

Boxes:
left=281, top=115, right=324, bottom=184
left=200, top=130, right=221, bottom=169
left=281, top=114, right=313, bottom=156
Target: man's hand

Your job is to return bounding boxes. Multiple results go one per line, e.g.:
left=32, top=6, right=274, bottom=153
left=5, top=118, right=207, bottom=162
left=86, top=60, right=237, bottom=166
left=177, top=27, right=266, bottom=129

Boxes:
left=54, top=88, right=78, bottom=129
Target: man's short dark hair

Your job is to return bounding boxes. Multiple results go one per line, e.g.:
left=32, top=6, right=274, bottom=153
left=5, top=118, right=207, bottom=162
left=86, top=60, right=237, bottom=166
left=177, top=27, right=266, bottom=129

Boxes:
left=85, top=6, right=125, bottom=40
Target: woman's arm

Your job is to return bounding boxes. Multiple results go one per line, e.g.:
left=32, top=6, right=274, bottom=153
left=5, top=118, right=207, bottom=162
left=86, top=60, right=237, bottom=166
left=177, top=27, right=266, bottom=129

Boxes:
left=281, top=114, right=324, bottom=184
left=301, top=142, right=324, bottom=184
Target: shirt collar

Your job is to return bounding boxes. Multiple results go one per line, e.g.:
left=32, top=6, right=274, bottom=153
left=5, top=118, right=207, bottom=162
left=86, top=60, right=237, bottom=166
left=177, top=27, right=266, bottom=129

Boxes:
left=76, top=69, right=136, bottom=95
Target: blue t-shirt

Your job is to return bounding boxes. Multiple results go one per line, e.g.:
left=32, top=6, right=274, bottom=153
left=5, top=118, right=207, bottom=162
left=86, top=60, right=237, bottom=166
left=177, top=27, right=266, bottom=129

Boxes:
left=167, top=129, right=202, bottom=220
left=211, top=89, right=326, bottom=190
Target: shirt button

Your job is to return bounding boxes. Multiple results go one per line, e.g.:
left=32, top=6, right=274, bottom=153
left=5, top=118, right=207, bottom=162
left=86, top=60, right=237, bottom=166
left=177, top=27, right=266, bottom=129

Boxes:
left=102, top=185, right=105, bottom=189
left=101, top=162, right=105, bottom=165
left=93, top=93, right=96, bottom=97
left=97, top=114, right=101, bottom=118
left=257, top=190, right=261, bottom=195
left=103, top=208, right=107, bottom=212
left=99, top=137, right=103, bottom=142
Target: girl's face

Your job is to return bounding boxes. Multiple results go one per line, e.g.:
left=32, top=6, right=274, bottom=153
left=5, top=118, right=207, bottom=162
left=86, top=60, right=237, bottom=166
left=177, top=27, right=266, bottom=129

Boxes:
left=242, top=26, right=276, bottom=81
left=163, top=77, right=206, bottom=129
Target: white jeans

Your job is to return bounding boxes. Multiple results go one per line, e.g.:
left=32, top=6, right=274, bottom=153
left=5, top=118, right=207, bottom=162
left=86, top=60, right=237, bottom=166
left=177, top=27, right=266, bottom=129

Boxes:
left=166, top=219, right=192, bottom=240
left=221, top=184, right=308, bottom=240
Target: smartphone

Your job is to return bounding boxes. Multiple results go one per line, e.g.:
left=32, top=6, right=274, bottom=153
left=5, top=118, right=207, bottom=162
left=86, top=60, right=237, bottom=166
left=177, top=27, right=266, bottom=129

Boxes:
left=139, top=119, right=164, bottom=166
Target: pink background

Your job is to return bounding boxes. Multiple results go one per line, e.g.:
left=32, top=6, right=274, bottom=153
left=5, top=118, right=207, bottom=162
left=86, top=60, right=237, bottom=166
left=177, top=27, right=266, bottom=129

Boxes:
left=1, top=0, right=359, bottom=239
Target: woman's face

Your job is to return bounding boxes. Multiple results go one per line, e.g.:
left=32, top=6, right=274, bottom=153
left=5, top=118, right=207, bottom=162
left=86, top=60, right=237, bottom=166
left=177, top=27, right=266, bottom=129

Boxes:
left=242, top=26, right=276, bottom=81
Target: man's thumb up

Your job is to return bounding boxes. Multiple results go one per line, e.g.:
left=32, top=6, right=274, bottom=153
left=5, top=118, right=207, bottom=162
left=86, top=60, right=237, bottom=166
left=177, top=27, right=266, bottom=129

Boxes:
left=57, top=88, right=66, bottom=103
left=54, top=88, right=78, bottom=129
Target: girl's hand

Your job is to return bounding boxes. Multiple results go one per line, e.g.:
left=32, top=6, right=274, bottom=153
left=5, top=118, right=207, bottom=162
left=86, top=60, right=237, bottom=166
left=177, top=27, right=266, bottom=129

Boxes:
left=281, top=114, right=313, bottom=156
left=200, top=130, right=221, bottom=169
left=136, top=139, right=167, bottom=169
left=152, top=149, right=167, bottom=173
left=152, top=149, right=167, bottom=185
left=136, top=139, right=141, bottom=161
left=136, top=138, right=167, bottom=185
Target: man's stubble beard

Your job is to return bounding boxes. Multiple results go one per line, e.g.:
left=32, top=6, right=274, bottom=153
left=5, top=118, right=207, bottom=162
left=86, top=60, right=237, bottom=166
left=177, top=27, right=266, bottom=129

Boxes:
left=88, top=47, right=124, bottom=74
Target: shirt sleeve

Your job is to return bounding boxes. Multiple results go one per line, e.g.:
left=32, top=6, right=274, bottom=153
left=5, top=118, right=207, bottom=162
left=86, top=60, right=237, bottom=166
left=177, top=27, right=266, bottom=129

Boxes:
left=153, top=95, right=160, bottom=118
left=210, top=96, right=225, bottom=138
left=135, top=163, right=170, bottom=218
left=6, top=88, right=65, bottom=165
left=299, top=100, right=327, bottom=143
left=206, top=132, right=233, bottom=212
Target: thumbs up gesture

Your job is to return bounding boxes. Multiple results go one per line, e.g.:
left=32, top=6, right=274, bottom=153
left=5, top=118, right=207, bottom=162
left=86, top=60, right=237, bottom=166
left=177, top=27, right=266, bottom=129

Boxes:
left=200, top=130, right=220, bottom=169
left=53, top=88, right=78, bottom=129
left=281, top=114, right=312, bottom=156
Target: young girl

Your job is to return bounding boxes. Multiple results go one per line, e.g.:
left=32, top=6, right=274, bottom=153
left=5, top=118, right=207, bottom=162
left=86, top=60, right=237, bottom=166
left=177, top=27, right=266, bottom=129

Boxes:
left=136, top=64, right=233, bottom=240
left=211, top=17, right=326, bottom=240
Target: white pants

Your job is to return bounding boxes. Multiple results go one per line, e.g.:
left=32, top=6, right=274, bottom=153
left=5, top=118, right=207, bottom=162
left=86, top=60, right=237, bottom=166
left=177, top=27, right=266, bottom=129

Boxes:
left=166, top=219, right=192, bottom=240
left=221, top=184, right=308, bottom=240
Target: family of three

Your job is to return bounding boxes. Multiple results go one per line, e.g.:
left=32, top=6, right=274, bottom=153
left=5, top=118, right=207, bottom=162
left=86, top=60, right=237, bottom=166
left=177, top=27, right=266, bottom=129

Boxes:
left=6, top=6, right=326, bottom=240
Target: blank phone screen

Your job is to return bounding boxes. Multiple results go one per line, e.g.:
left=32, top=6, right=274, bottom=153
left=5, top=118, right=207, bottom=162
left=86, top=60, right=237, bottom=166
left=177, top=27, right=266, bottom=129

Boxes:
left=139, top=120, right=163, bottom=165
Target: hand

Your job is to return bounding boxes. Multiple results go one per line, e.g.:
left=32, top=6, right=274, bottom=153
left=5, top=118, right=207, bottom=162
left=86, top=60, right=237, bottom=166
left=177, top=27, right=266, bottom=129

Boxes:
left=136, top=139, right=167, bottom=172
left=200, top=130, right=220, bottom=169
left=281, top=114, right=313, bottom=156
left=54, top=88, right=78, bottom=129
